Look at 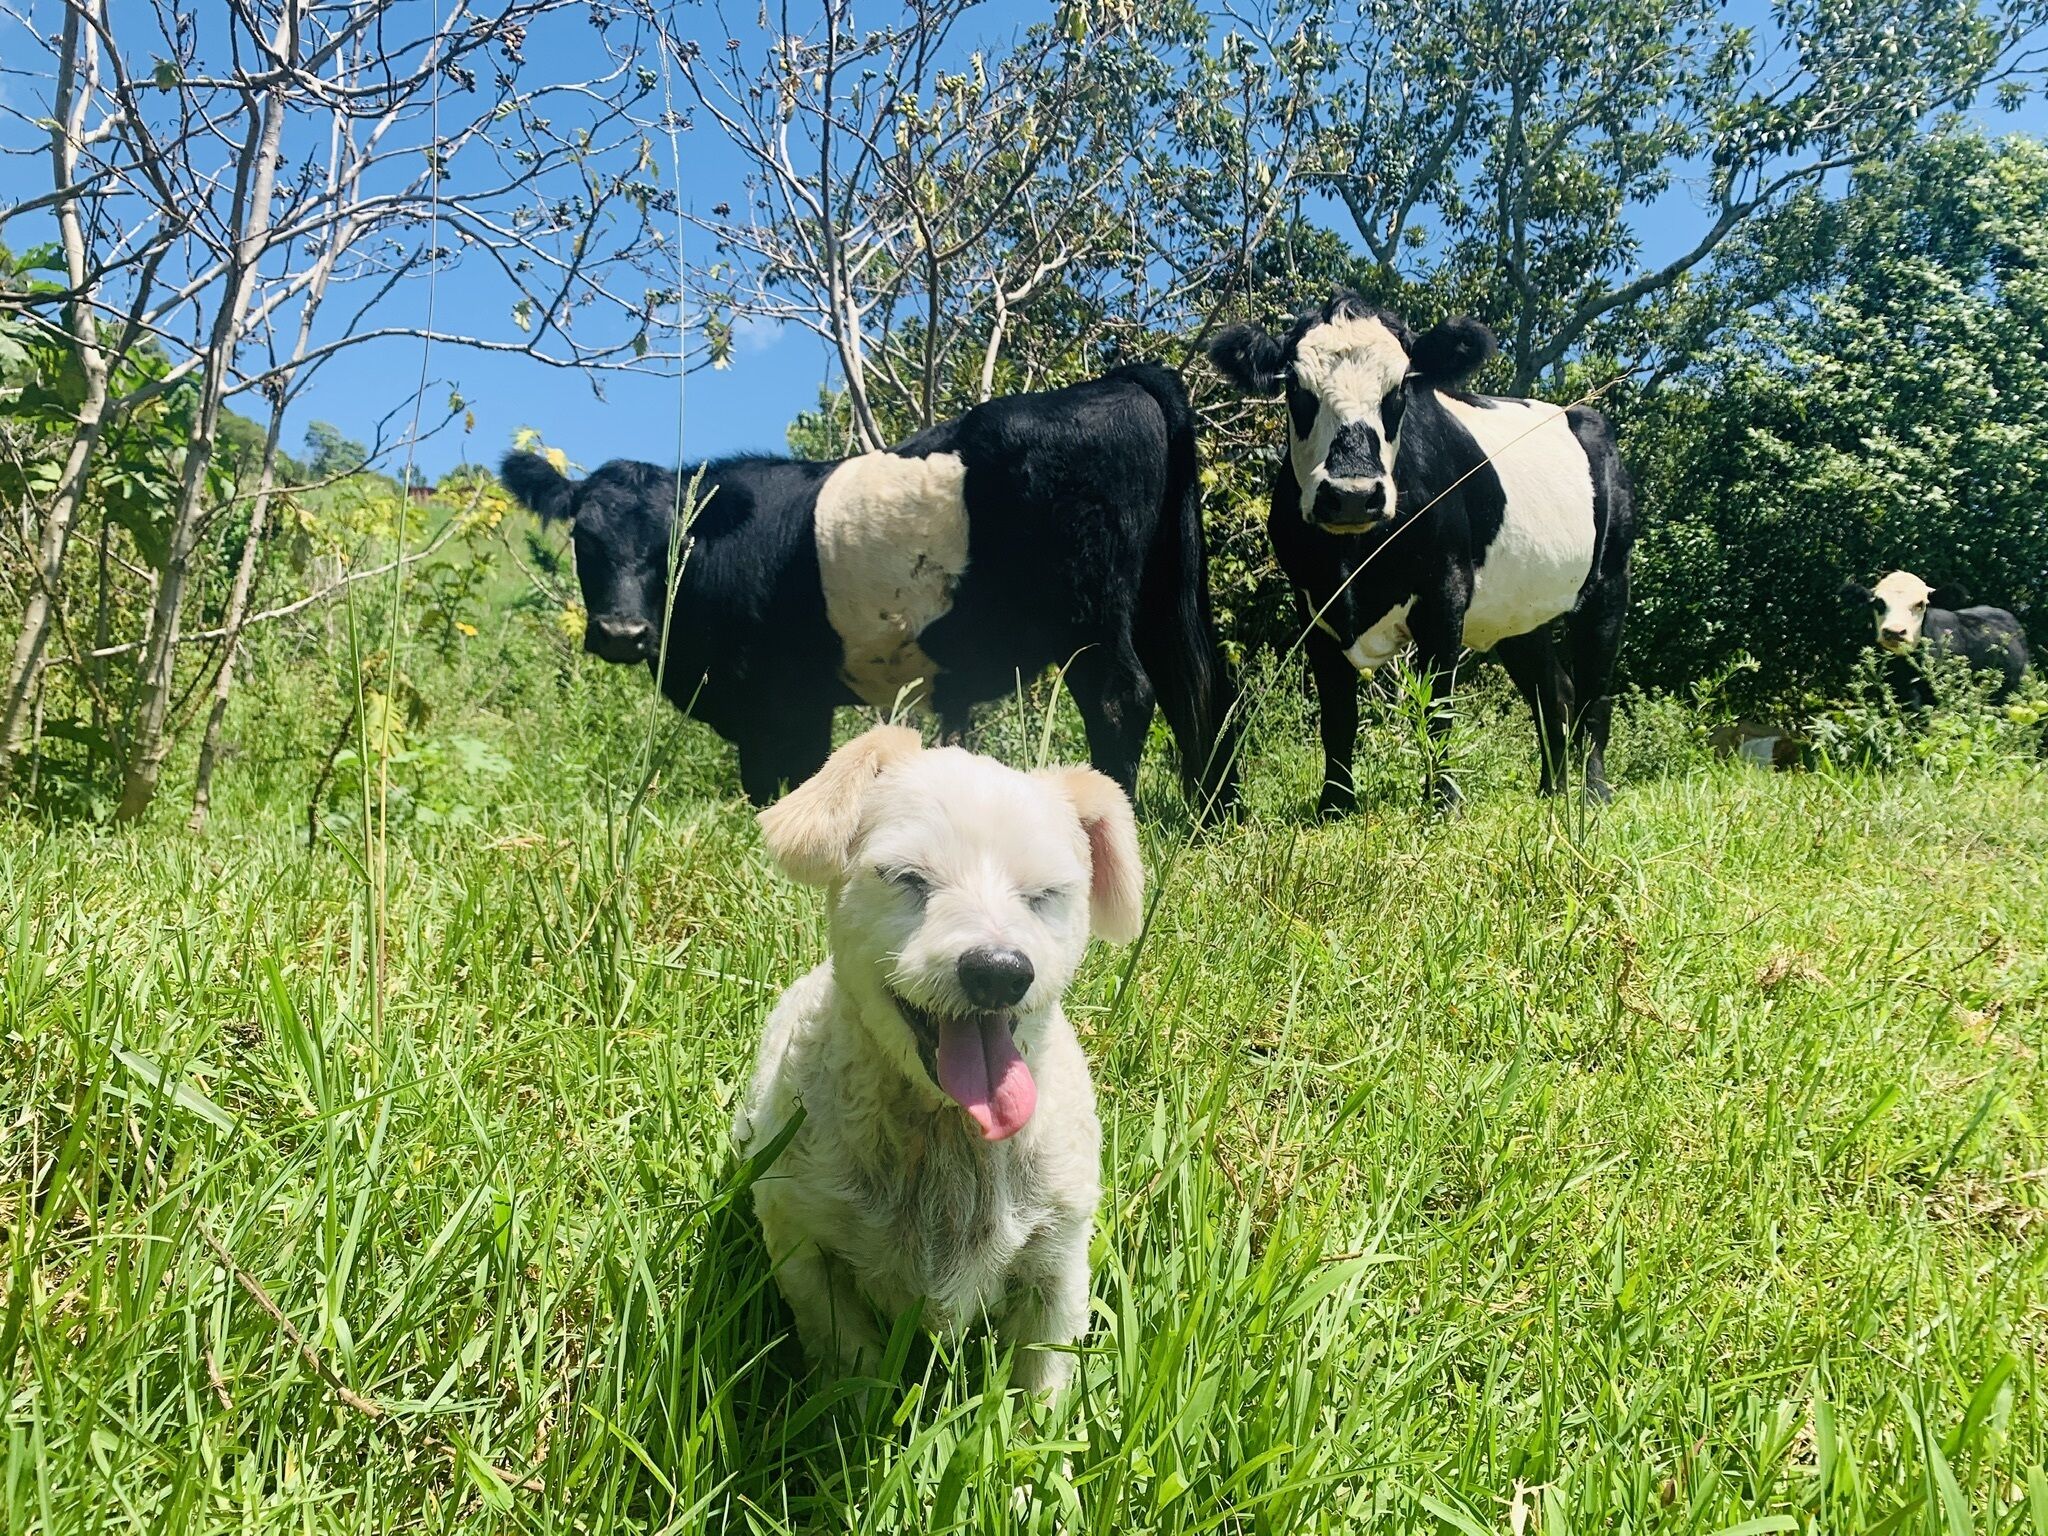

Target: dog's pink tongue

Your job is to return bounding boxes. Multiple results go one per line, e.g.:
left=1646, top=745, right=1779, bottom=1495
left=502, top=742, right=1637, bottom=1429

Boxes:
left=935, top=1015, right=1037, bottom=1141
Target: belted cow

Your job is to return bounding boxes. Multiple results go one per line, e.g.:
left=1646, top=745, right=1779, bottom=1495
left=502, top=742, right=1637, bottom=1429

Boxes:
left=499, top=364, right=1239, bottom=813
left=1207, top=292, right=1634, bottom=812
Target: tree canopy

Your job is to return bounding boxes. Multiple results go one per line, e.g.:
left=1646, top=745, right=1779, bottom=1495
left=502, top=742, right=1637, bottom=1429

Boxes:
left=1626, top=130, right=2048, bottom=708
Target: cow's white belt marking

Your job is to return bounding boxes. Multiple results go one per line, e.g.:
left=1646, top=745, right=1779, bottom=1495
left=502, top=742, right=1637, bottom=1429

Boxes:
left=814, top=451, right=970, bottom=709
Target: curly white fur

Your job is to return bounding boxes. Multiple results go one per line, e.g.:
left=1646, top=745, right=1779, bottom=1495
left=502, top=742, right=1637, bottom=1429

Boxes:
left=735, top=729, right=1142, bottom=1393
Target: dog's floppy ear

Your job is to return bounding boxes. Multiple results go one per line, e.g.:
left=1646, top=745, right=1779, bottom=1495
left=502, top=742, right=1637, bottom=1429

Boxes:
left=757, top=724, right=922, bottom=884
left=1038, top=766, right=1145, bottom=943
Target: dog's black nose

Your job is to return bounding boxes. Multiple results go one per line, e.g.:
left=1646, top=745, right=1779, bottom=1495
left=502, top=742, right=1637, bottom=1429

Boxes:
left=957, top=945, right=1034, bottom=1010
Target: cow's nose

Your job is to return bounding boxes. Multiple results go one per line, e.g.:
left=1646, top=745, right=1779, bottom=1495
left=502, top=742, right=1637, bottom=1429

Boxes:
left=1324, top=479, right=1388, bottom=525
left=585, top=615, right=654, bottom=660
left=957, top=945, right=1034, bottom=1010
left=1880, top=626, right=1907, bottom=643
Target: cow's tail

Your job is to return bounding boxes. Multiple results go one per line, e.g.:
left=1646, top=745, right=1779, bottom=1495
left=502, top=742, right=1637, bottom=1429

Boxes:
left=499, top=449, right=576, bottom=523
left=1113, top=362, right=1240, bottom=819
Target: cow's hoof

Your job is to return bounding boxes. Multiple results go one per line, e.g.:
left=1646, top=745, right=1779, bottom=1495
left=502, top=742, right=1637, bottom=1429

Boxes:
left=1425, top=778, right=1464, bottom=815
left=1583, top=777, right=1615, bottom=806
left=1315, top=788, right=1356, bottom=820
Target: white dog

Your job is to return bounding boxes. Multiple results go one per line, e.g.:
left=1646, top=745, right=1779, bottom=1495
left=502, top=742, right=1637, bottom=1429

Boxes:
left=734, top=724, right=1144, bottom=1393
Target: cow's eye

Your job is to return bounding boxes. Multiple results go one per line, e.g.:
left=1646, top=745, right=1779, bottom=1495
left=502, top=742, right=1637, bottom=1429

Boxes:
left=1284, top=379, right=1319, bottom=440
left=1915, top=601, right=1928, bottom=612
left=1381, top=389, right=1406, bottom=438
left=883, top=868, right=931, bottom=900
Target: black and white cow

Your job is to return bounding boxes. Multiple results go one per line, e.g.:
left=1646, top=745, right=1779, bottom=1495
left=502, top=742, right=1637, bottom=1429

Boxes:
left=499, top=364, right=1239, bottom=813
left=1207, top=293, right=1633, bottom=813
left=1841, top=570, right=2030, bottom=706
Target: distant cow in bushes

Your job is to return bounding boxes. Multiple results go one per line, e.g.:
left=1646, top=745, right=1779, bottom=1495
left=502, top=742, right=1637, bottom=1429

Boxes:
left=500, top=365, right=1238, bottom=812
left=1207, top=292, right=1634, bottom=813
left=1841, top=570, right=2030, bottom=707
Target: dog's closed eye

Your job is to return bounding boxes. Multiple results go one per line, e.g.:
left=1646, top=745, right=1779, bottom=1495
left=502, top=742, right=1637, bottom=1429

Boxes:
left=1027, top=886, right=1075, bottom=915
left=881, top=866, right=932, bottom=901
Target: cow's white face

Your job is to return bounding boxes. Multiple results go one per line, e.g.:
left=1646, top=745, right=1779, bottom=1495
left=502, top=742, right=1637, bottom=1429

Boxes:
left=1872, top=570, right=1934, bottom=651
left=1207, top=296, right=1496, bottom=537
left=1204, top=301, right=1499, bottom=540
left=1286, top=315, right=1412, bottom=530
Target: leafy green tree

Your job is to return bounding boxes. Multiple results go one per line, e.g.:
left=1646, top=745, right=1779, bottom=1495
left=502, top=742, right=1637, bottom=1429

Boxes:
left=1291, top=0, right=2048, bottom=391
left=303, top=420, right=369, bottom=480
left=685, top=0, right=1220, bottom=449
left=1624, top=130, right=2048, bottom=710
left=1, top=0, right=678, bottom=819
left=697, top=0, right=2048, bottom=679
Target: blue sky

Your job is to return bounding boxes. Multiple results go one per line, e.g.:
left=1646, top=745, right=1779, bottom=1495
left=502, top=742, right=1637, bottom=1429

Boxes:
left=286, top=2, right=1066, bottom=478
left=3, top=0, right=2042, bottom=480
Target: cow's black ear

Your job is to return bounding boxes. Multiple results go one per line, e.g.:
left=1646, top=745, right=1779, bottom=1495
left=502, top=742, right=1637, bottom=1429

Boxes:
left=1929, top=583, right=1971, bottom=610
left=500, top=449, right=576, bottom=523
left=1206, top=323, right=1286, bottom=398
left=1408, top=316, right=1497, bottom=385
left=1840, top=579, right=1875, bottom=607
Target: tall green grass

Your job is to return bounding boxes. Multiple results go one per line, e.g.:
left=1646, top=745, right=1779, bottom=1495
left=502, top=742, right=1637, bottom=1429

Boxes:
left=5, top=608, right=2047, bottom=1533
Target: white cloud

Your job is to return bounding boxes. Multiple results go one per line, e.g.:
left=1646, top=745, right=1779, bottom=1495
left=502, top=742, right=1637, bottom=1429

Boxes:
left=730, top=313, right=784, bottom=356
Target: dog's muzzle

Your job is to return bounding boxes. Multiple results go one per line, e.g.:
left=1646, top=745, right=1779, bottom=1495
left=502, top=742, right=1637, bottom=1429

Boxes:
left=888, top=989, right=1037, bottom=1143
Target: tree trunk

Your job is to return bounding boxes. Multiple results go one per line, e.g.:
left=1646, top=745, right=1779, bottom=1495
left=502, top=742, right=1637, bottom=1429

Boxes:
left=187, top=449, right=279, bottom=834
left=191, top=97, right=349, bottom=834
left=0, top=0, right=111, bottom=785
left=0, top=400, right=109, bottom=774
left=115, top=3, right=297, bottom=822
left=93, top=502, right=112, bottom=768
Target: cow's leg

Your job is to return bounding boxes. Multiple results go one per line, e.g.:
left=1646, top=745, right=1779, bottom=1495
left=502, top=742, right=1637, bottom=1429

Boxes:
left=1067, top=640, right=1156, bottom=801
left=1407, top=606, right=1467, bottom=812
left=927, top=674, right=975, bottom=747
left=736, top=705, right=834, bottom=805
left=1305, top=630, right=1360, bottom=818
left=1884, top=653, right=1933, bottom=715
left=1565, top=570, right=1627, bottom=803
left=1130, top=591, right=1241, bottom=822
left=1492, top=629, right=1572, bottom=795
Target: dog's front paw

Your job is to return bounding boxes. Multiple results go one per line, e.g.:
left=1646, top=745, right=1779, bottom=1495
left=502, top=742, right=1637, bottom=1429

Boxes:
left=1008, top=1340, right=1076, bottom=1398
left=1009, top=1397, right=1076, bottom=1520
left=1011, top=1455, right=1075, bottom=1521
